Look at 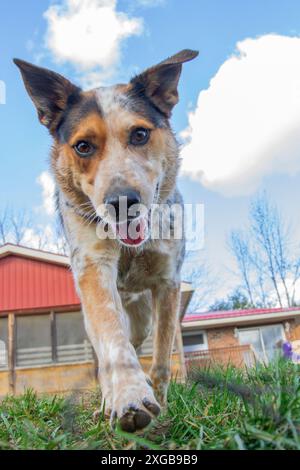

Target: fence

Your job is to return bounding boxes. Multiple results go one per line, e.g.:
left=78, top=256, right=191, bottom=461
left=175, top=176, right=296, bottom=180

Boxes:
left=185, top=345, right=256, bottom=373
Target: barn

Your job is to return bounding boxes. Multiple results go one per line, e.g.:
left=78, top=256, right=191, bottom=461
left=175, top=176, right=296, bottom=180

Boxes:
left=0, top=243, right=193, bottom=396
left=182, top=307, right=300, bottom=371
left=1, top=243, right=300, bottom=398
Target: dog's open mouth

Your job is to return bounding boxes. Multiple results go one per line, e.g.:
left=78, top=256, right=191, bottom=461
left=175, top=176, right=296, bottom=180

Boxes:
left=114, top=216, right=149, bottom=247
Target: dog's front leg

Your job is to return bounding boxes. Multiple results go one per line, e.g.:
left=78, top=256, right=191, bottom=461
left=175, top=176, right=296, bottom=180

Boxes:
left=150, top=283, right=181, bottom=405
left=77, top=256, right=160, bottom=432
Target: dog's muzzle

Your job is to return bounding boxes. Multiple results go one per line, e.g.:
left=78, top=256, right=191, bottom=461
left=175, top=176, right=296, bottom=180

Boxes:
left=102, top=188, right=150, bottom=247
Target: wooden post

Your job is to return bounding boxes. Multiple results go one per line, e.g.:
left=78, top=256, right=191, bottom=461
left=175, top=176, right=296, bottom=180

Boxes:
left=176, top=321, right=187, bottom=382
left=8, top=313, right=15, bottom=395
left=50, top=311, right=57, bottom=363
left=92, top=348, right=99, bottom=380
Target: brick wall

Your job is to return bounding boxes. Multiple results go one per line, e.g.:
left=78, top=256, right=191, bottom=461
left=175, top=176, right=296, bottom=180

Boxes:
left=207, top=326, right=239, bottom=349
left=287, top=318, right=300, bottom=341
left=206, top=319, right=300, bottom=351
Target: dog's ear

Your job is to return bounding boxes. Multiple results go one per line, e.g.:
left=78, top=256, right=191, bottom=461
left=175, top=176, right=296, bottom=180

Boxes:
left=13, top=59, right=81, bottom=132
left=130, top=49, right=198, bottom=117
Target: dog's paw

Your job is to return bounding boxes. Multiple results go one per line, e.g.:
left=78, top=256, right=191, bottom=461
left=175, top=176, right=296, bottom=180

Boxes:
left=111, top=381, right=160, bottom=432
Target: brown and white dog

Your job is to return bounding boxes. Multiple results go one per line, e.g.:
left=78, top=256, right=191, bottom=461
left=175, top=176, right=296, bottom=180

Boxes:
left=14, top=49, right=198, bottom=432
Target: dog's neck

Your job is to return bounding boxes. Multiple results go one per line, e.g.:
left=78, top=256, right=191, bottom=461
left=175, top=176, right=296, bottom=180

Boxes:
left=63, top=198, right=102, bottom=225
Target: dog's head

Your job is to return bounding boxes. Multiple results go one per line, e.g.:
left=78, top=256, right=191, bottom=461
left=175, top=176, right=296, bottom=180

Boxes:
left=14, top=50, right=198, bottom=247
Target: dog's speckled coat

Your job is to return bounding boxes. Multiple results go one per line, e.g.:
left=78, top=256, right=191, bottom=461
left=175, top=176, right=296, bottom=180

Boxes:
left=14, top=49, right=198, bottom=432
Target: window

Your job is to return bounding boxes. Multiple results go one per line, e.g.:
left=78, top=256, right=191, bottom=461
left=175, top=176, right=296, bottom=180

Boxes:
left=16, top=315, right=52, bottom=367
left=238, top=324, right=284, bottom=364
left=56, top=312, right=93, bottom=363
left=182, top=330, right=208, bottom=353
left=261, top=325, right=284, bottom=360
left=15, top=311, right=93, bottom=367
left=238, top=329, right=265, bottom=362
left=0, top=317, right=8, bottom=369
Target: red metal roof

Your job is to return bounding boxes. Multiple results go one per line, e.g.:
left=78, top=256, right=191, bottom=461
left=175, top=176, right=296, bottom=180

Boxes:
left=0, top=254, right=80, bottom=313
left=183, top=306, right=300, bottom=322
left=0, top=245, right=195, bottom=316
left=3, top=244, right=298, bottom=322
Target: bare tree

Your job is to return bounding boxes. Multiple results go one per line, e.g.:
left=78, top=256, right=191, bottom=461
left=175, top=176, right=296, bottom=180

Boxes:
left=230, top=231, right=255, bottom=306
left=0, top=207, right=32, bottom=244
left=182, top=250, right=218, bottom=312
left=229, top=193, right=300, bottom=308
left=0, top=207, right=68, bottom=256
left=0, top=207, right=9, bottom=244
left=10, top=209, right=33, bottom=245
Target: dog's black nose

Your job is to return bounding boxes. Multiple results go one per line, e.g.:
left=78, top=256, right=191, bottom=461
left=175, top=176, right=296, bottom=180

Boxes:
left=104, top=189, right=141, bottom=221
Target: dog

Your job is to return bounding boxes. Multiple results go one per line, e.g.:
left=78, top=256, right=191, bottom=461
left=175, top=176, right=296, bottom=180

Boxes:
left=14, top=49, right=198, bottom=432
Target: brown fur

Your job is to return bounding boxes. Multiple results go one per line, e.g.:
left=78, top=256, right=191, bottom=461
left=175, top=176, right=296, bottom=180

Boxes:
left=14, top=49, right=198, bottom=432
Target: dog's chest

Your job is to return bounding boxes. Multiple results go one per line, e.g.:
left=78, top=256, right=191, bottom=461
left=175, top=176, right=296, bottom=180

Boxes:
left=117, top=247, right=171, bottom=293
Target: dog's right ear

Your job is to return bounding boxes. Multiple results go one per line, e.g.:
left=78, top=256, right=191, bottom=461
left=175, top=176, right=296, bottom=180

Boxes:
left=130, top=49, right=199, bottom=118
left=13, top=59, right=81, bottom=133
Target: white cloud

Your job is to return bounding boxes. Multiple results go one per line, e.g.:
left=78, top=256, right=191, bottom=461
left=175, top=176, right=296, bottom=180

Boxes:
left=134, top=0, right=165, bottom=6
left=37, top=171, right=56, bottom=216
left=181, top=34, right=300, bottom=196
left=268, top=277, right=300, bottom=308
left=22, top=224, right=68, bottom=254
left=44, top=0, right=143, bottom=86
left=22, top=225, right=52, bottom=249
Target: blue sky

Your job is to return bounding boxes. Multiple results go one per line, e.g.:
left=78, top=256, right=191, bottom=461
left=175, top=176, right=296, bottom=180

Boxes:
left=1, top=0, right=300, bottom=305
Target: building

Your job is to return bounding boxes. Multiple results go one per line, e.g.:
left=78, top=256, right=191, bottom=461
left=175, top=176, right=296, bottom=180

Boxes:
left=0, top=244, right=192, bottom=396
left=182, top=307, right=300, bottom=371
left=1, top=243, right=300, bottom=398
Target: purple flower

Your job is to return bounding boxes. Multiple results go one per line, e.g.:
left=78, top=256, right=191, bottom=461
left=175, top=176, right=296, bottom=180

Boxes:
left=282, top=341, right=300, bottom=363
left=282, top=341, right=293, bottom=359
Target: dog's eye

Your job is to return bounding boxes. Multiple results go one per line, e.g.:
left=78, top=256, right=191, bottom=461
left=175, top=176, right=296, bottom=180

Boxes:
left=130, top=128, right=150, bottom=146
left=73, top=141, right=95, bottom=157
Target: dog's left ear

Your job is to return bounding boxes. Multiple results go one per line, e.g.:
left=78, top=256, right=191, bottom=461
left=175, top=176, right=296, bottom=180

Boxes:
left=130, top=49, right=198, bottom=117
left=13, top=59, right=80, bottom=133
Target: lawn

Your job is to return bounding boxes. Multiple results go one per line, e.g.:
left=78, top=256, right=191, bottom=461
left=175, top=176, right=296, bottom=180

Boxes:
left=0, top=358, right=300, bottom=450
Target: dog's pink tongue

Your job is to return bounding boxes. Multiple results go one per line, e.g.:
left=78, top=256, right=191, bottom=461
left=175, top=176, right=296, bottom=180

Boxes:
left=117, top=218, right=146, bottom=246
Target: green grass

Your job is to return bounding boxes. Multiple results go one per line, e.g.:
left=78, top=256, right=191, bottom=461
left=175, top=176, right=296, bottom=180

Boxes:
left=0, top=358, right=300, bottom=450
